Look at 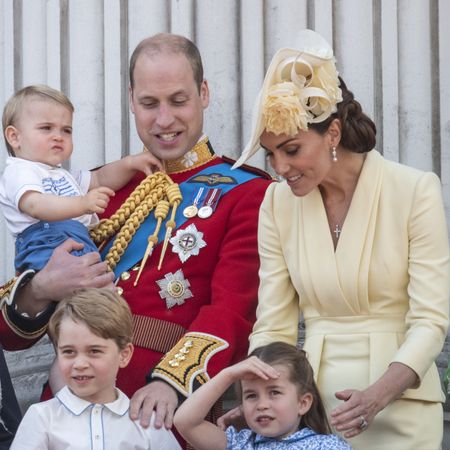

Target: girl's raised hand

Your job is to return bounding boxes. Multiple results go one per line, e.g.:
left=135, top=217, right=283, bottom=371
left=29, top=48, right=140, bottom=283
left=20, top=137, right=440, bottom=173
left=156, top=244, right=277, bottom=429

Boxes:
left=225, top=356, right=280, bottom=382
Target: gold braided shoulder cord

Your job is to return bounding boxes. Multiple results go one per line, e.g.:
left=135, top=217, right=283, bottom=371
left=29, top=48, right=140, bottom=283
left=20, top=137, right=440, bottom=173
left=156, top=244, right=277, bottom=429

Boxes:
left=89, top=172, right=182, bottom=274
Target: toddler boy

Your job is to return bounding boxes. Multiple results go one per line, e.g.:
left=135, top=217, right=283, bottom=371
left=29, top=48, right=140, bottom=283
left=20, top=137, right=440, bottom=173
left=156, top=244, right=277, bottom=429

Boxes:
left=0, top=85, right=162, bottom=272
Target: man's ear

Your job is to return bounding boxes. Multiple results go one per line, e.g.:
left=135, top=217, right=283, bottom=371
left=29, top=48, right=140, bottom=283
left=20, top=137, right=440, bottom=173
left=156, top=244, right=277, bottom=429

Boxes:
left=129, top=86, right=135, bottom=114
left=4, top=125, right=20, bottom=150
left=200, top=80, right=210, bottom=109
left=119, top=343, right=134, bottom=368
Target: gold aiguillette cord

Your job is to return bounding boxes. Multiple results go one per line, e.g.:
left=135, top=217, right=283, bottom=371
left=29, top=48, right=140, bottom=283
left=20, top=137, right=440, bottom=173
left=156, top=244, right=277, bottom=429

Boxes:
left=157, top=183, right=182, bottom=270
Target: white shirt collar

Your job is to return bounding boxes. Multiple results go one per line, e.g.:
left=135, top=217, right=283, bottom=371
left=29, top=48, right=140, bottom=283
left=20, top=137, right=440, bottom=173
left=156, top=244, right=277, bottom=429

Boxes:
left=55, top=385, right=129, bottom=417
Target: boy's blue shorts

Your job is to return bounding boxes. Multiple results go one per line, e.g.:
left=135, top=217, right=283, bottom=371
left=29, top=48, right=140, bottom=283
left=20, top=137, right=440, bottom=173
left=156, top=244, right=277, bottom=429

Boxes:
left=15, top=219, right=99, bottom=272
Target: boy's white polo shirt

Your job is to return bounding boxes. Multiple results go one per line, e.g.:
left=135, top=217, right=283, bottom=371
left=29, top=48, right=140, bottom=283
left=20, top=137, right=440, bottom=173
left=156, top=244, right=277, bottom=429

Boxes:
left=10, top=386, right=181, bottom=450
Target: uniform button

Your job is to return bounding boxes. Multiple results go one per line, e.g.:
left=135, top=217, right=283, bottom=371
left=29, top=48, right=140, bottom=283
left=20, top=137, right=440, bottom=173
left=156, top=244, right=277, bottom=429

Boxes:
left=121, top=271, right=131, bottom=281
left=116, top=287, right=124, bottom=296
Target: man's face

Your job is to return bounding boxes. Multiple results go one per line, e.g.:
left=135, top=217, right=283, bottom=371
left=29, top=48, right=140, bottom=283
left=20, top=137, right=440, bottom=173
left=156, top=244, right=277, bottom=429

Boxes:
left=129, top=52, right=209, bottom=161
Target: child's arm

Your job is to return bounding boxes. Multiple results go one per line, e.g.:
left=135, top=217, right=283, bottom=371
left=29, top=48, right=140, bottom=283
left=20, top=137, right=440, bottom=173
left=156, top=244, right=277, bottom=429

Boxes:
left=90, top=152, right=164, bottom=191
left=173, top=356, right=279, bottom=450
left=19, top=186, right=114, bottom=221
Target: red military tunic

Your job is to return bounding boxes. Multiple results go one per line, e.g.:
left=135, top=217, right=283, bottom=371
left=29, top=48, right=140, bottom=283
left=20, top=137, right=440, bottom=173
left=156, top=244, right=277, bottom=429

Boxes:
left=102, top=138, right=272, bottom=399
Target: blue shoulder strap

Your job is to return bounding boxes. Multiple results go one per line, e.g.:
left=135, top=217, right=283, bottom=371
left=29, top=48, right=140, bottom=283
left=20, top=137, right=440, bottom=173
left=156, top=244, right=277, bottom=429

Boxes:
left=102, top=163, right=261, bottom=277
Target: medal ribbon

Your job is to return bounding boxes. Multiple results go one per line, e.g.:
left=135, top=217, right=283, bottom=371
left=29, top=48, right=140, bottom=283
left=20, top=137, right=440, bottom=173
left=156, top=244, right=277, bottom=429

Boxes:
left=192, top=187, right=205, bottom=207
left=201, top=188, right=222, bottom=210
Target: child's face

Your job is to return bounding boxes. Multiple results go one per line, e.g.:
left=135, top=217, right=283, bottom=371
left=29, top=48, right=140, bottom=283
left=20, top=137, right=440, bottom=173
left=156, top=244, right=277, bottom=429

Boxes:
left=56, top=317, right=132, bottom=404
left=241, top=365, right=312, bottom=440
left=6, top=98, right=73, bottom=166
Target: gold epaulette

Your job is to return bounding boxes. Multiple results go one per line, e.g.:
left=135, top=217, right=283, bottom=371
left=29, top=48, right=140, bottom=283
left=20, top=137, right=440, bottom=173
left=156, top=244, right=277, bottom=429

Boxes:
left=152, top=332, right=229, bottom=397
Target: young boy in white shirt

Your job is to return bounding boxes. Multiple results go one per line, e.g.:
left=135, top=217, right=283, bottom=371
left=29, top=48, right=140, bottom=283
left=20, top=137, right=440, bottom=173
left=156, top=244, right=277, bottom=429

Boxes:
left=0, top=85, right=162, bottom=272
left=10, top=288, right=181, bottom=450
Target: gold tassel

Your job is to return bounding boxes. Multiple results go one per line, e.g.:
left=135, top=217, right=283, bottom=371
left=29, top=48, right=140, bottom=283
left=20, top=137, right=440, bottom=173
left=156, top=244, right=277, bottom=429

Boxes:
left=134, top=200, right=169, bottom=286
left=157, top=183, right=182, bottom=270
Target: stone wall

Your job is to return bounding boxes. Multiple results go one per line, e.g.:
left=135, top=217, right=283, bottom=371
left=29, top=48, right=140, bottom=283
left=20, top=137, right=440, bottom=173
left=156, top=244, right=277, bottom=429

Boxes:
left=4, top=336, right=54, bottom=413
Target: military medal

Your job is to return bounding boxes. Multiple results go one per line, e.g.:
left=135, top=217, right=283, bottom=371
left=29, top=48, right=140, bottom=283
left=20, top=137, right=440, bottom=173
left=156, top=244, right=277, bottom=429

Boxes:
left=170, top=223, right=207, bottom=263
left=156, top=269, right=193, bottom=309
left=198, top=188, right=222, bottom=219
left=183, top=187, right=205, bottom=218
left=183, top=205, right=198, bottom=218
left=198, top=205, right=212, bottom=219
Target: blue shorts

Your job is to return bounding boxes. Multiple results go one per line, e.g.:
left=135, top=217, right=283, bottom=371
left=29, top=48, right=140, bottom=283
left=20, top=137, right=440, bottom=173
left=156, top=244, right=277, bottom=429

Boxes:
left=15, top=220, right=99, bottom=272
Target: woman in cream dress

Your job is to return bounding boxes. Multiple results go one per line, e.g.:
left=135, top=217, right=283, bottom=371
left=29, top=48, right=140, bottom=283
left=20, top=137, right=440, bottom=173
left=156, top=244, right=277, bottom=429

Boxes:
left=233, top=30, right=449, bottom=449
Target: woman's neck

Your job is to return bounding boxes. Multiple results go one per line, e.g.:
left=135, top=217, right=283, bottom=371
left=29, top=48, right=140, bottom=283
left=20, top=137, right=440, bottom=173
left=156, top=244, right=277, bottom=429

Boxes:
left=319, top=151, right=366, bottom=204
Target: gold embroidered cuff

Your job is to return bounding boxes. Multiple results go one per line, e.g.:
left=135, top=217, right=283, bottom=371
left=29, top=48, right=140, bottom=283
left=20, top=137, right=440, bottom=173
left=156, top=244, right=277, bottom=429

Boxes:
left=0, top=270, right=34, bottom=308
left=1, top=307, right=49, bottom=340
left=0, top=270, right=52, bottom=340
left=152, top=332, right=229, bottom=397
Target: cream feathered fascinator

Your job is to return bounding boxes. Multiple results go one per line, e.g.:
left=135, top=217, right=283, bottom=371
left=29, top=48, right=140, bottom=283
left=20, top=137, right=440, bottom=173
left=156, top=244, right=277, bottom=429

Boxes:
left=233, top=29, right=342, bottom=168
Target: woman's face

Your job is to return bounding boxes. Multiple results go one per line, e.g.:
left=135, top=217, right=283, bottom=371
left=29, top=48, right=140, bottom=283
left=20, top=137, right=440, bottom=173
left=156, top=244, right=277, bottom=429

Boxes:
left=261, top=127, right=334, bottom=197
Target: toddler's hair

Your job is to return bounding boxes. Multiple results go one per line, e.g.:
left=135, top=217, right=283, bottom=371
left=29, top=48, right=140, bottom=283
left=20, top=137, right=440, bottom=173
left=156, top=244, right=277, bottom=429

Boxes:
left=2, top=84, right=74, bottom=156
left=250, top=342, right=331, bottom=435
left=48, top=288, right=132, bottom=350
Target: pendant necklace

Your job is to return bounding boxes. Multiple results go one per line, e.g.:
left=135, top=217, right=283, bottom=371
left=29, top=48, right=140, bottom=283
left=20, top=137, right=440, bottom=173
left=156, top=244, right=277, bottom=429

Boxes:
left=333, top=224, right=342, bottom=239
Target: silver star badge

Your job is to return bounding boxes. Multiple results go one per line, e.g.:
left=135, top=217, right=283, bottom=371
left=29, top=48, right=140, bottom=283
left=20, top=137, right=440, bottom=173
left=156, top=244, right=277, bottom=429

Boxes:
left=170, top=223, right=206, bottom=263
left=156, top=269, right=193, bottom=309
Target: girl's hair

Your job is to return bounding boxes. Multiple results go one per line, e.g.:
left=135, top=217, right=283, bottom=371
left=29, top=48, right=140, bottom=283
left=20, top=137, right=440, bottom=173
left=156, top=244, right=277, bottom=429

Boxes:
left=249, top=342, right=331, bottom=435
left=2, top=84, right=74, bottom=156
left=309, top=77, right=376, bottom=154
left=48, top=288, right=133, bottom=350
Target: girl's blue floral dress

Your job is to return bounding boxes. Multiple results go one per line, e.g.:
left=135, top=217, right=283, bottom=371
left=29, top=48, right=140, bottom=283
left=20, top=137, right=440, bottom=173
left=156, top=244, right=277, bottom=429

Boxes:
left=226, top=426, right=353, bottom=449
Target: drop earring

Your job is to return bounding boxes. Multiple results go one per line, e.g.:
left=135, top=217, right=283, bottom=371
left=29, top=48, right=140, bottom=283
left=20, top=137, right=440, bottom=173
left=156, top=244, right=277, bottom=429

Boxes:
left=331, top=146, right=337, bottom=162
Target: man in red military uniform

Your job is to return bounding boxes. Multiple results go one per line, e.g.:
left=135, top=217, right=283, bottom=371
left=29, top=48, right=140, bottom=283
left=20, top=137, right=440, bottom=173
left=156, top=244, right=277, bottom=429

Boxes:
left=0, top=33, right=271, bottom=446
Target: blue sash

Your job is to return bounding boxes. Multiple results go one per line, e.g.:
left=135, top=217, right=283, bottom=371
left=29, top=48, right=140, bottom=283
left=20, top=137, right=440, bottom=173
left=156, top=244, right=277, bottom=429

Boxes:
left=101, top=163, right=261, bottom=277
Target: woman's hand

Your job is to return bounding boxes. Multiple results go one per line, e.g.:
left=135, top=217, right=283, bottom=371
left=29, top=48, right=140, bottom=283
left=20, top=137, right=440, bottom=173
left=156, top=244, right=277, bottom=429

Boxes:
left=330, top=388, right=380, bottom=438
left=330, top=362, right=419, bottom=438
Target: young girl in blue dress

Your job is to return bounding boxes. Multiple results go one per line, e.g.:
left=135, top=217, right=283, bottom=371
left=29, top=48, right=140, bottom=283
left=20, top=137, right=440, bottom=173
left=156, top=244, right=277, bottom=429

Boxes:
left=174, top=342, right=352, bottom=449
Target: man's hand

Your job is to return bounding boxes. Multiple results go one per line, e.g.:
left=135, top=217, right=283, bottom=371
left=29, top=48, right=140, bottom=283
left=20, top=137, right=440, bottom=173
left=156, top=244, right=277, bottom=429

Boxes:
left=129, top=380, right=178, bottom=429
left=15, top=239, right=115, bottom=316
